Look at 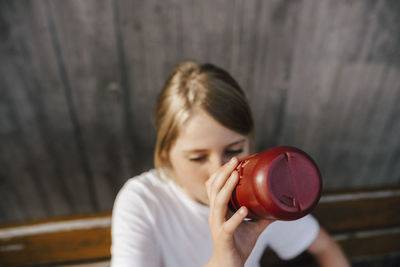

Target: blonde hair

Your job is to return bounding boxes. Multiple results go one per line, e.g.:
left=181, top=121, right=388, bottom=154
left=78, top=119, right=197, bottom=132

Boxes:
left=154, top=61, right=254, bottom=171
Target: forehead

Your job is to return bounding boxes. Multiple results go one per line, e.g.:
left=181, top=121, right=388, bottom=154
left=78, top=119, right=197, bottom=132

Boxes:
left=174, top=109, right=247, bottom=149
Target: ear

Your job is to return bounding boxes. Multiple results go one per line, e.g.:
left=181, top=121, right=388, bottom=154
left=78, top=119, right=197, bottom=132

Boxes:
left=161, top=149, right=169, bottom=164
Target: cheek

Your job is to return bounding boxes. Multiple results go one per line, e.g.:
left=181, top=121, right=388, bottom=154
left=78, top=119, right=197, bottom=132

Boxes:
left=172, top=161, right=208, bottom=188
left=180, top=164, right=207, bottom=184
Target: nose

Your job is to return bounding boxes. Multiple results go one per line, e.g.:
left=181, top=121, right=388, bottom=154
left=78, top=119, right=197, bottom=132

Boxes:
left=208, top=155, right=224, bottom=176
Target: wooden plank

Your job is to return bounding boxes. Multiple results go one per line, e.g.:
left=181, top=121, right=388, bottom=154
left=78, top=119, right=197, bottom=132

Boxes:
left=314, top=188, right=400, bottom=233
left=267, top=0, right=400, bottom=190
left=1, top=215, right=399, bottom=266
left=1, top=188, right=399, bottom=265
left=321, top=64, right=400, bottom=188
left=44, top=0, right=132, bottom=212
left=58, top=262, right=110, bottom=267
left=0, top=0, right=88, bottom=222
left=338, top=229, right=400, bottom=259
left=310, top=1, right=400, bottom=189
left=297, top=0, right=374, bottom=166
left=260, top=229, right=400, bottom=266
left=1, top=0, right=400, bottom=227
left=250, top=0, right=301, bottom=151
left=114, top=0, right=162, bottom=173
left=0, top=215, right=111, bottom=266
left=0, top=212, right=112, bottom=229
left=0, top=227, right=111, bottom=266
left=277, top=0, right=325, bottom=148
left=2, top=224, right=399, bottom=266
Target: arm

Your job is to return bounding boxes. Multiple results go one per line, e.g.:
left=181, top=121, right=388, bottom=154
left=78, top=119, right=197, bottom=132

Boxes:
left=307, top=228, right=350, bottom=267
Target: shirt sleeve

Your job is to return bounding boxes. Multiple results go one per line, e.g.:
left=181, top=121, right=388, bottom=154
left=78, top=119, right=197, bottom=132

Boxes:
left=110, top=180, right=160, bottom=267
left=266, top=214, right=320, bottom=260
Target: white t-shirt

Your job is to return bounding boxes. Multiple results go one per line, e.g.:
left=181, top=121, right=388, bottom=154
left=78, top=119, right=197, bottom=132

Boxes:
left=111, top=169, right=319, bottom=267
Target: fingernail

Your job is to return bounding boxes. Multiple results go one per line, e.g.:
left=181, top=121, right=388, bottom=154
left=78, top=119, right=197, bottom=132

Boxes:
left=230, top=157, right=237, bottom=164
left=239, top=207, right=246, bottom=214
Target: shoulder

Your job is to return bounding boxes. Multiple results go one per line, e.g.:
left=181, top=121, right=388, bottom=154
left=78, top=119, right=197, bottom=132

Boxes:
left=262, top=215, right=320, bottom=260
left=265, top=215, right=320, bottom=243
left=123, top=169, right=165, bottom=188
left=116, top=169, right=165, bottom=201
left=268, top=214, right=319, bottom=233
left=112, top=169, right=167, bottom=221
left=111, top=170, right=164, bottom=265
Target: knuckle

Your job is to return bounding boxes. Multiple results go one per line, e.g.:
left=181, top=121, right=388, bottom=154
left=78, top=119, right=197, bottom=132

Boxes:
left=229, top=173, right=238, bottom=186
left=222, top=224, right=233, bottom=235
left=215, top=193, right=227, bottom=206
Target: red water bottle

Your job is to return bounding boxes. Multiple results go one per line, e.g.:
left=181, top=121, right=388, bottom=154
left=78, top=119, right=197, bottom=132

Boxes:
left=229, top=146, right=322, bottom=221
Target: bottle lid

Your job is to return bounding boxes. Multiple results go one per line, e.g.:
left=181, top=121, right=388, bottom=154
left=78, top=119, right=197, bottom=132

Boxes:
left=263, top=147, right=322, bottom=220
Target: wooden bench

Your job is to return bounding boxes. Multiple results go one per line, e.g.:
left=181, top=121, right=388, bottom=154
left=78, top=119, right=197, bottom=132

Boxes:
left=261, top=186, right=400, bottom=266
left=1, top=187, right=399, bottom=266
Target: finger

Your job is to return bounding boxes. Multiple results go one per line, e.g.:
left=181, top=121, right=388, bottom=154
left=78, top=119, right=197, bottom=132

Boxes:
left=208, top=157, right=238, bottom=204
left=222, top=206, right=248, bottom=235
left=205, top=172, right=217, bottom=202
left=213, top=170, right=239, bottom=223
left=209, top=157, right=238, bottom=193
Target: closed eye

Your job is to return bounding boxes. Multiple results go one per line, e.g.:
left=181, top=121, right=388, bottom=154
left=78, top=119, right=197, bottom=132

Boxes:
left=189, top=156, right=207, bottom=162
left=225, top=149, right=243, bottom=155
left=188, top=149, right=243, bottom=162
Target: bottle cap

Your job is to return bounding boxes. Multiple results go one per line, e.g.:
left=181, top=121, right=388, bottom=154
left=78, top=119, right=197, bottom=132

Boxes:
left=230, top=146, right=322, bottom=220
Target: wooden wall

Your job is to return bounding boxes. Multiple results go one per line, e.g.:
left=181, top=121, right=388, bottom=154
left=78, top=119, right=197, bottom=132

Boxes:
left=0, top=0, right=399, bottom=224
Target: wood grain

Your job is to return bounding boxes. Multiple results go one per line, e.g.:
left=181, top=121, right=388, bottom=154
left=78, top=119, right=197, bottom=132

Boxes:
left=261, top=231, right=400, bottom=266
left=1, top=188, right=399, bottom=266
left=314, top=192, right=400, bottom=233
left=0, top=0, right=399, bottom=225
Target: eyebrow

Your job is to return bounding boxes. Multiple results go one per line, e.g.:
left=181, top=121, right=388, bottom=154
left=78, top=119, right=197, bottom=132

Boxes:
left=182, top=139, right=246, bottom=153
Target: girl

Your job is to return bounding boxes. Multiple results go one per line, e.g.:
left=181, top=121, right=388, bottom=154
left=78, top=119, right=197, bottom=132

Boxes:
left=111, top=62, right=349, bottom=267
